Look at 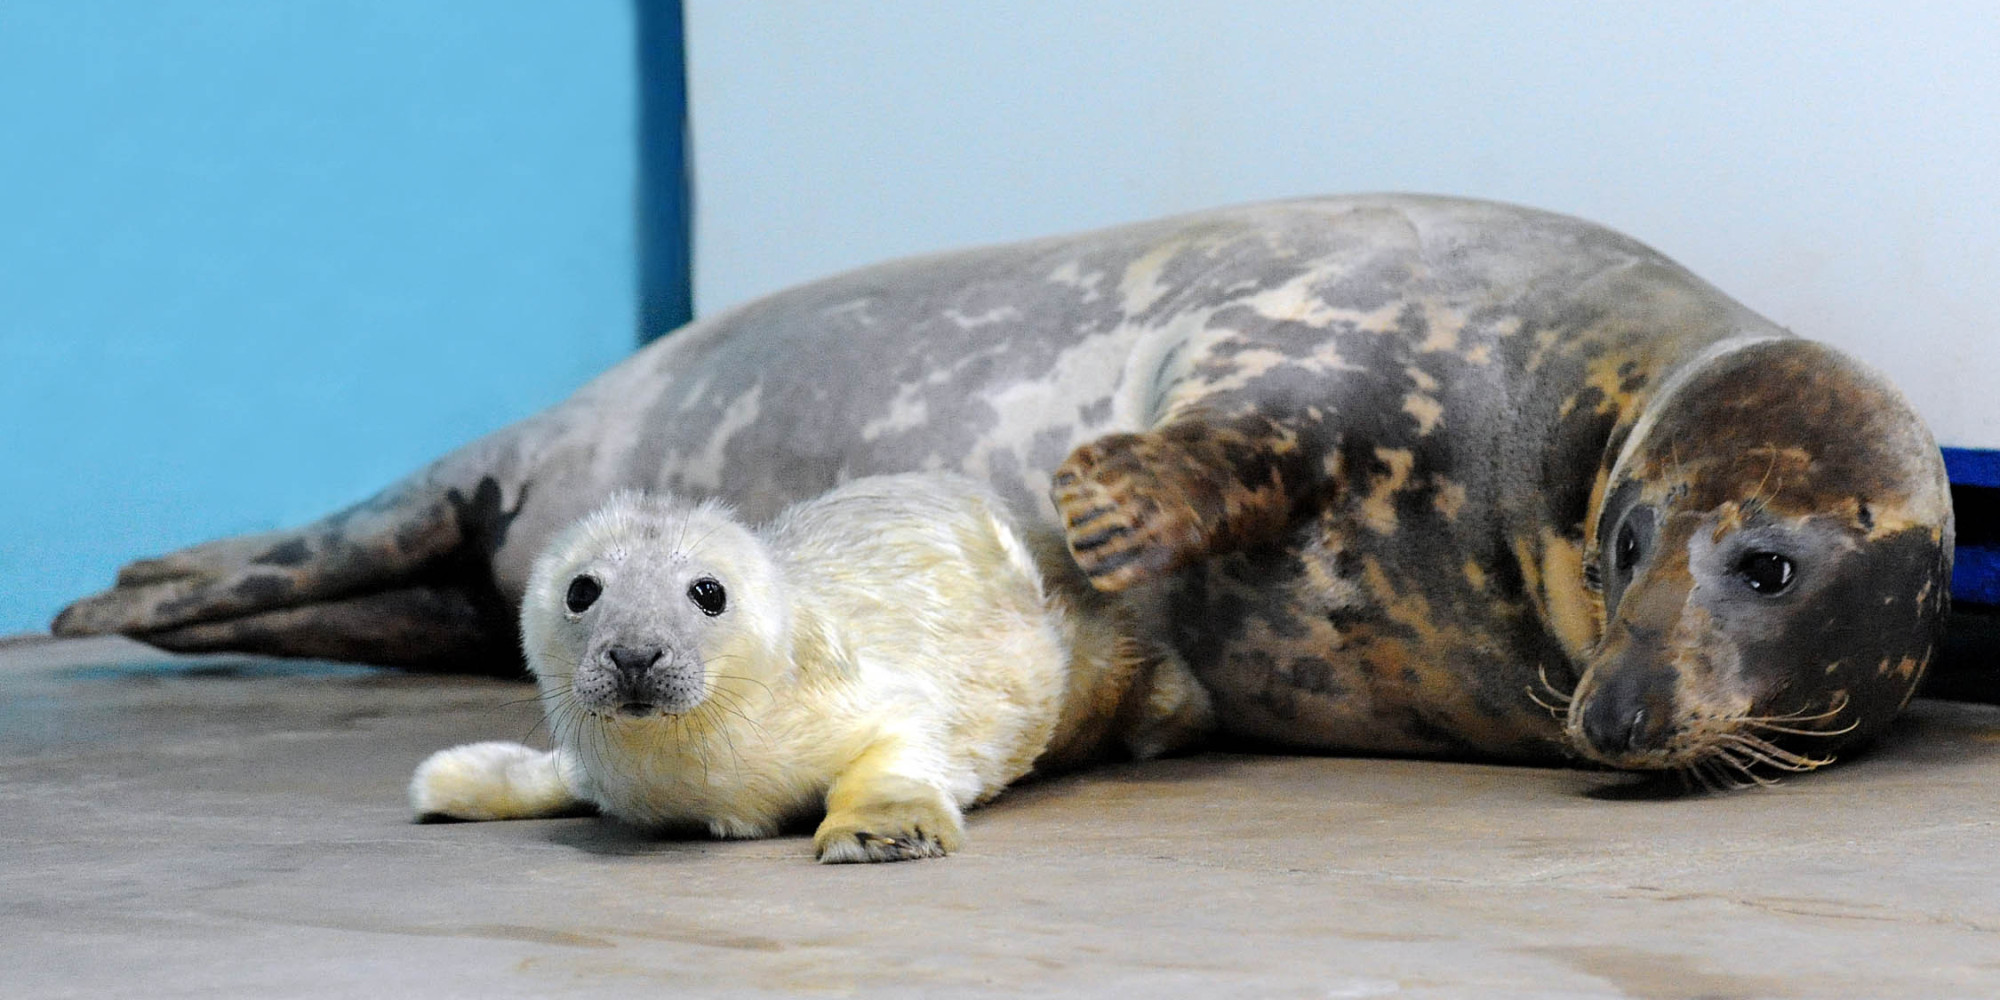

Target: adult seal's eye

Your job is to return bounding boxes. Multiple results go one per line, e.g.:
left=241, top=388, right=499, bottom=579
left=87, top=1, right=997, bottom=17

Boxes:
left=687, top=577, right=727, bottom=616
left=1615, top=523, right=1643, bottom=573
left=565, top=575, right=602, bottom=614
left=1736, top=552, right=1795, bottom=595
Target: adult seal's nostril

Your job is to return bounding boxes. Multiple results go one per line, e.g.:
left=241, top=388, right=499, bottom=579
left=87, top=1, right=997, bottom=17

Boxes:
left=1580, top=699, right=1641, bottom=757
left=606, top=646, right=662, bottom=684
left=1580, top=703, right=1649, bottom=757
left=1577, top=668, right=1675, bottom=761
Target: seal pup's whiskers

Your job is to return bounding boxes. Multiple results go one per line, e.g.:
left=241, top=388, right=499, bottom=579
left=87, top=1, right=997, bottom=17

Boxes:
left=701, top=686, right=769, bottom=746
left=693, top=697, right=751, bottom=775
left=410, top=476, right=1213, bottom=861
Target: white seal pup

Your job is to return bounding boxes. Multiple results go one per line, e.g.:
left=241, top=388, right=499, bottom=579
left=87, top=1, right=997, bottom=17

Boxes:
left=409, top=473, right=1212, bottom=862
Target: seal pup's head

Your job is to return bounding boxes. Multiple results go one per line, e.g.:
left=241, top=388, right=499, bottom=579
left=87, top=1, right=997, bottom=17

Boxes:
left=520, top=491, right=792, bottom=723
left=1568, top=339, right=1952, bottom=780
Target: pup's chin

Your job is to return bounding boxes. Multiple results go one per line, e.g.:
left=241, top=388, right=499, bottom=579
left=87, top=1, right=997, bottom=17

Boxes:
left=578, top=694, right=708, bottom=720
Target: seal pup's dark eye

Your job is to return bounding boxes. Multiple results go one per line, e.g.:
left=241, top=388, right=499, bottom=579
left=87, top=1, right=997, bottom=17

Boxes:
left=687, top=577, right=726, bottom=616
left=1615, top=523, right=1643, bottom=573
left=1735, top=552, right=1795, bottom=595
left=565, top=575, right=602, bottom=614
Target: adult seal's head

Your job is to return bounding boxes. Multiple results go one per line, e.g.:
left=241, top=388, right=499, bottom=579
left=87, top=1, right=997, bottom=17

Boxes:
left=521, top=493, right=791, bottom=721
left=1568, top=338, right=1953, bottom=778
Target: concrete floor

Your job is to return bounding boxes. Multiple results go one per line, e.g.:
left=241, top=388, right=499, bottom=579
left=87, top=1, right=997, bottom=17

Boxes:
left=4, top=635, right=1999, bottom=999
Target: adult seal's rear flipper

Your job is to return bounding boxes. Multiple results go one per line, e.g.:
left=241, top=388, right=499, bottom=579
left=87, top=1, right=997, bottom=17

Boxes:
left=130, top=585, right=521, bottom=673
left=52, top=451, right=538, bottom=671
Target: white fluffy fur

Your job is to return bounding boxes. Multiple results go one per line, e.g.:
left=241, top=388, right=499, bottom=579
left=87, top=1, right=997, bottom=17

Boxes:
left=408, top=473, right=1212, bottom=862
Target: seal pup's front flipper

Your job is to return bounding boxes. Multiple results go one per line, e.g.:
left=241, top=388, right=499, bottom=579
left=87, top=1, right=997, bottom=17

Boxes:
left=812, top=734, right=966, bottom=864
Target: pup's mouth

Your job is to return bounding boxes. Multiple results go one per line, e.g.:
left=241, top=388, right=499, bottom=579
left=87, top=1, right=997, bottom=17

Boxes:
left=572, top=688, right=705, bottom=719
left=600, top=698, right=704, bottom=719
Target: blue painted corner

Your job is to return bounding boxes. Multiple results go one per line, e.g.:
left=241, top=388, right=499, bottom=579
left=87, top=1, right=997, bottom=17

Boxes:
left=637, top=0, right=692, bottom=343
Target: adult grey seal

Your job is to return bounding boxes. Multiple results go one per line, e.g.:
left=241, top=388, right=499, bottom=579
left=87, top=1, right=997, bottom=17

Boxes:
left=54, top=194, right=1954, bottom=777
left=409, top=475, right=1210, bottom=862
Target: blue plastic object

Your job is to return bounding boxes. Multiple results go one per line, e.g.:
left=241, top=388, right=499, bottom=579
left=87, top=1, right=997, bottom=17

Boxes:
left=1945, top=447, right=2000, bottom=607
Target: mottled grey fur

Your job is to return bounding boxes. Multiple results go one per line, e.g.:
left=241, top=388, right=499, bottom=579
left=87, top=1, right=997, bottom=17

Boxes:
left=55, top=194, right=1952, bottom=769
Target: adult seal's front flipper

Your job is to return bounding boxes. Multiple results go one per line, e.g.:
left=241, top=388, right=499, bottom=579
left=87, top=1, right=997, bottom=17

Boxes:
left=1053, top=413, right=1323, bottom=592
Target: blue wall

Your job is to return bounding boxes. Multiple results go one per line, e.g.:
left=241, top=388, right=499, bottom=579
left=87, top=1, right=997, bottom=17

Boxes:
left=0, top=3, right=638, bottom=633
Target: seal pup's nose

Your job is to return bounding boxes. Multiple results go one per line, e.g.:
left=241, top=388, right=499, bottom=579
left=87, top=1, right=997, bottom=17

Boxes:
left=606, top=646, right=663, bottom=686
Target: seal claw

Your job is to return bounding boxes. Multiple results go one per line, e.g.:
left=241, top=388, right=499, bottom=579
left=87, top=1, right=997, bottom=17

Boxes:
left=114, top=557, right=199, bottom=587
left=813, top=782, right=964, bottom=864
left=1053, top=420, right=1305, bottom=593
left=1052, top=435, right=1209, bottom=592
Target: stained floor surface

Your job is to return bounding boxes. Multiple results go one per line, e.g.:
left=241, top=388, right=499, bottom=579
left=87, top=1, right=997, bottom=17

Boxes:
left=4, top=636, right=1998, bottom=999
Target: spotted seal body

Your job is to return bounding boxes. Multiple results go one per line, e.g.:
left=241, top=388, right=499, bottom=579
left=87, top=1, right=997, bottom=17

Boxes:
left=408, top=476, right=1210, bottom=861
left=55, top=194, right=1953, bottom=773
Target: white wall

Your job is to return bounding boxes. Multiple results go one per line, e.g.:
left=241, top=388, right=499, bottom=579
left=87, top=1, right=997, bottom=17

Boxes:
left=687, top=1, right=2000, bottom=448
